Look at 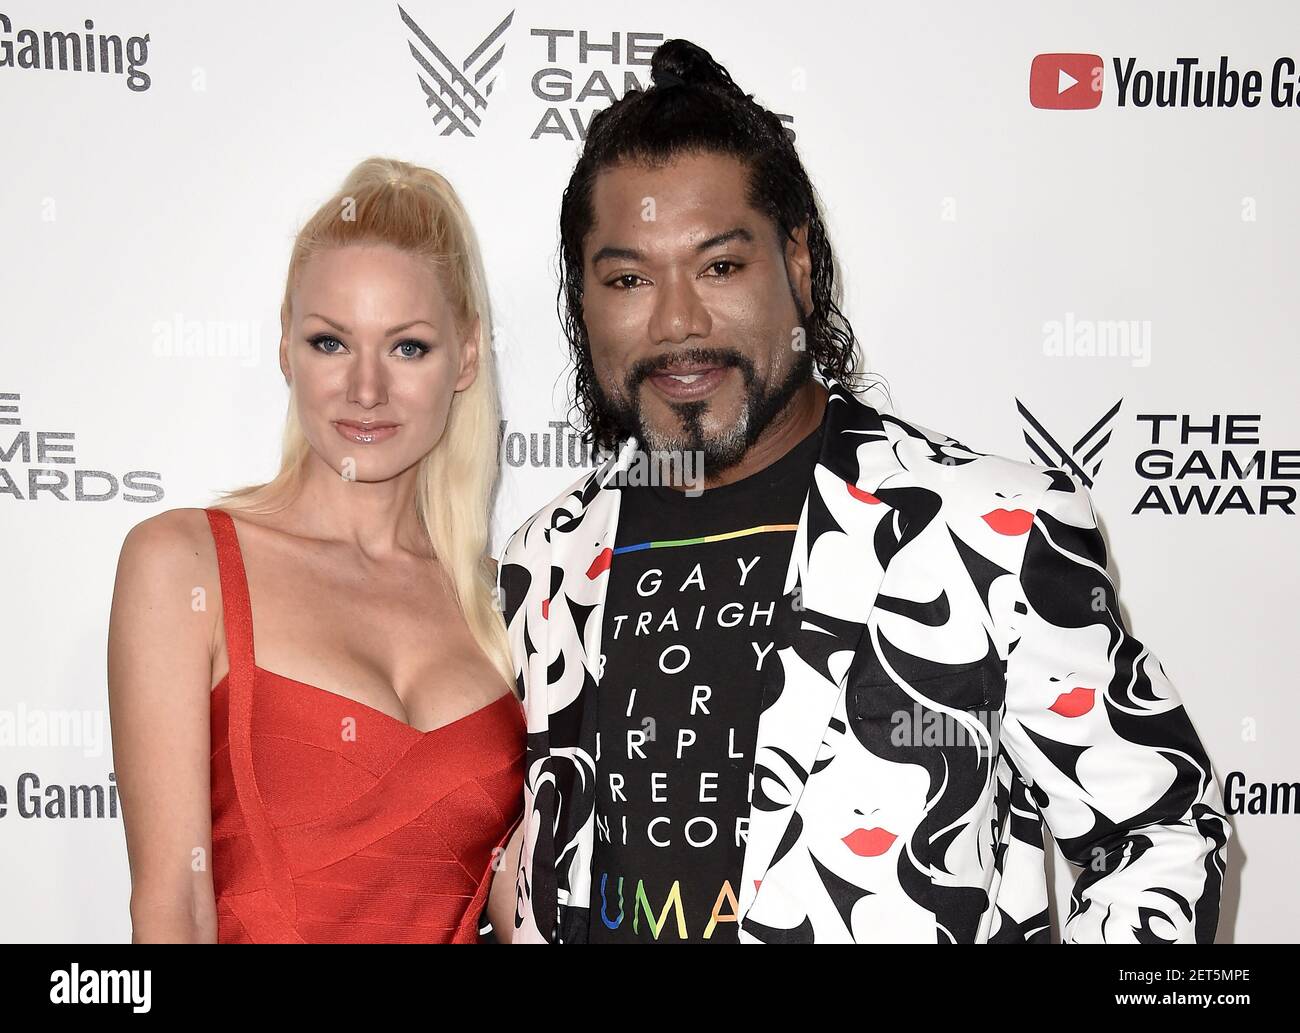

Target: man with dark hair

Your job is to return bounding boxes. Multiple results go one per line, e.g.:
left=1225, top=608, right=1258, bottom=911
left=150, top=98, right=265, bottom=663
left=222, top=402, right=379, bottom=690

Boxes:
left=494, top=39, right=1230, bottom=944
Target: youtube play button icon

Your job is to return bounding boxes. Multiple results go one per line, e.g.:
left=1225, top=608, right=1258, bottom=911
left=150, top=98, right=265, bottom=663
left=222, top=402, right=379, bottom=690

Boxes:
left=1030, top=53, right=1104, bottom=109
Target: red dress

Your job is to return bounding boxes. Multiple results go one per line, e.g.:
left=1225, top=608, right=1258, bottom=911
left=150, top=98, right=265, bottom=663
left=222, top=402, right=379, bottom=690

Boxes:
left=204, top=508, right=525, bottom=943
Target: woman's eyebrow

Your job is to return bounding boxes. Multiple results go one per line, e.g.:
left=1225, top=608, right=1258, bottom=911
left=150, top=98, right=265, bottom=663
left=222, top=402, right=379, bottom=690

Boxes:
left=303, top=314, right=435, bottom=335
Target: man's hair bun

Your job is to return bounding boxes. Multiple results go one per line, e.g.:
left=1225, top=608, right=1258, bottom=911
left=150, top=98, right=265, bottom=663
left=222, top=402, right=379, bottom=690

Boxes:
left=650, top=38, right=744, bottom=98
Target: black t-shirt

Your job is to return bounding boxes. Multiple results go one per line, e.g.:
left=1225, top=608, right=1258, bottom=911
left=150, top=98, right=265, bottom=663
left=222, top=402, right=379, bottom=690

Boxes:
left=588, top=421, right=824, bottom=942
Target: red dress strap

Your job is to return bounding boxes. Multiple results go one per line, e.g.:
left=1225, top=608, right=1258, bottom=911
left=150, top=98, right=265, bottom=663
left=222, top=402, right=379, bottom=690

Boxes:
left=203, top=507, right=300, bottom=934
left=204, top=508, right=257, bottom=670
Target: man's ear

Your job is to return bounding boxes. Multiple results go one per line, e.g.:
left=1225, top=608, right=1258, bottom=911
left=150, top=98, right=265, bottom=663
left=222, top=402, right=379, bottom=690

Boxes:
left=455, top=313, right=481, bottom=392
left=786, top=221, right=814, bottom=317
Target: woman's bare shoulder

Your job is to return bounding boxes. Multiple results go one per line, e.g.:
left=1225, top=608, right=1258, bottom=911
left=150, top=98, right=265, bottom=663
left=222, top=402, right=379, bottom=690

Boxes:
left=109, top=508, right=224, bottom=698
left=119, top=507, right=217, bottom=566
left=114, top=508, right=223, bottom=618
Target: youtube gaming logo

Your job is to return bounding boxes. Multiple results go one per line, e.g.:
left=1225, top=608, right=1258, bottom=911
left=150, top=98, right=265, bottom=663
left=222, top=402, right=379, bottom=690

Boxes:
left=1030, top=53, right=1104, bottom=108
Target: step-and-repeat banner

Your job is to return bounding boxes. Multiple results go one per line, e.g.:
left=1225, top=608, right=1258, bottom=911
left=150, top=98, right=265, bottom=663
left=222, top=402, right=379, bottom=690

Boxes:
left=2, top=1, right=1295, bottom=942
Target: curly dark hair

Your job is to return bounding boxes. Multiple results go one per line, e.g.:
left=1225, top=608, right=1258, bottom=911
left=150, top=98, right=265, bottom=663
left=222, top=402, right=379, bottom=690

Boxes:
left=557, top=38, right=872, bottom=454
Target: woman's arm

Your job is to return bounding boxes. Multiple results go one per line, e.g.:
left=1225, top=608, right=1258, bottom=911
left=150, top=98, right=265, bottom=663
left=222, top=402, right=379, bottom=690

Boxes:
left=107, top=509, right=221, bottom=943
left=485, top=819, right=524, bottom=943
left=483, top=550, right=524, bottom=942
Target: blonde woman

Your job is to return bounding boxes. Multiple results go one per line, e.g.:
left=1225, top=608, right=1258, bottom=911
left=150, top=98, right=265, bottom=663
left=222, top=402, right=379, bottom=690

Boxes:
left=107, top=158, right=525, bottom=943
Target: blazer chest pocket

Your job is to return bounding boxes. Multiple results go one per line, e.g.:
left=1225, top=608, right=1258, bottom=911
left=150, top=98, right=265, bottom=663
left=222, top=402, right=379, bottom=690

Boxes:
left=847, top=656, right=1006, bottom=720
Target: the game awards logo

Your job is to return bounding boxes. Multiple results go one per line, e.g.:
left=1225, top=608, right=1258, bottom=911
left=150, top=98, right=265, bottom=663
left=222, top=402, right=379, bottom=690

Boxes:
left=398, top=6, right=514, bottom=137
left=1016, top=398, right=1122, bottom=488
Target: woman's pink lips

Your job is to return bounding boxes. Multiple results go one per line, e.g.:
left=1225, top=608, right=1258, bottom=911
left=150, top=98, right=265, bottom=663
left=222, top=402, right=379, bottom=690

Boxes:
left=842, top=826, right=897, bottom=857
left=982, top=508, right=1034, bottom=535
left=333, top=420, right=399, bottom=444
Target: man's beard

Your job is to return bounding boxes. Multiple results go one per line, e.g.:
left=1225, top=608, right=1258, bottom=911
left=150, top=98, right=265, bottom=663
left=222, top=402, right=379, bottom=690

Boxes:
left=588, top=343, right=814, bottom=479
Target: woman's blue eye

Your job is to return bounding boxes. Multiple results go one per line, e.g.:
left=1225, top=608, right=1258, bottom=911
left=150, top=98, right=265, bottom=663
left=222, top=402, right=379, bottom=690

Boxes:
left=307, top=334, right=429, bottom=359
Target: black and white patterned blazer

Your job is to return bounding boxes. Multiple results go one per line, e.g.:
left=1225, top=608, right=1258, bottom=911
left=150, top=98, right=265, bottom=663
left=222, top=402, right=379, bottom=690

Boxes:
left=495, top=377, right=1231, bottom=943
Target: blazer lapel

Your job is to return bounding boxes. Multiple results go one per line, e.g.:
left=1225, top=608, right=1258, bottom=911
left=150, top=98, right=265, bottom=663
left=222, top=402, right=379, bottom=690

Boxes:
left=737, top=379, right=910, bottom=923
left=539, top=436, right=637, bottom=942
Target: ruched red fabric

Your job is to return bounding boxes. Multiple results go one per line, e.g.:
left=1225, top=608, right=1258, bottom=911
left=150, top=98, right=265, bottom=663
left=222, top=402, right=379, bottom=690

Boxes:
left=204, top=507, right=525, bottom=943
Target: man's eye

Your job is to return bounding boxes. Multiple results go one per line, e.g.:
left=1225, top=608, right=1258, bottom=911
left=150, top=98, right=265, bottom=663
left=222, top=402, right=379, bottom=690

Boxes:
left=608, top=274, right=645, bottom=290
left=706, top=260, right=742, bottom=277
left=308, top=333, right=344, bottom=353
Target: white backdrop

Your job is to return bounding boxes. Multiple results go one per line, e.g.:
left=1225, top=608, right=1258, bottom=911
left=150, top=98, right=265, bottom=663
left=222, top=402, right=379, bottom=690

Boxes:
left=1, top=0, right=1295, bottom=943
